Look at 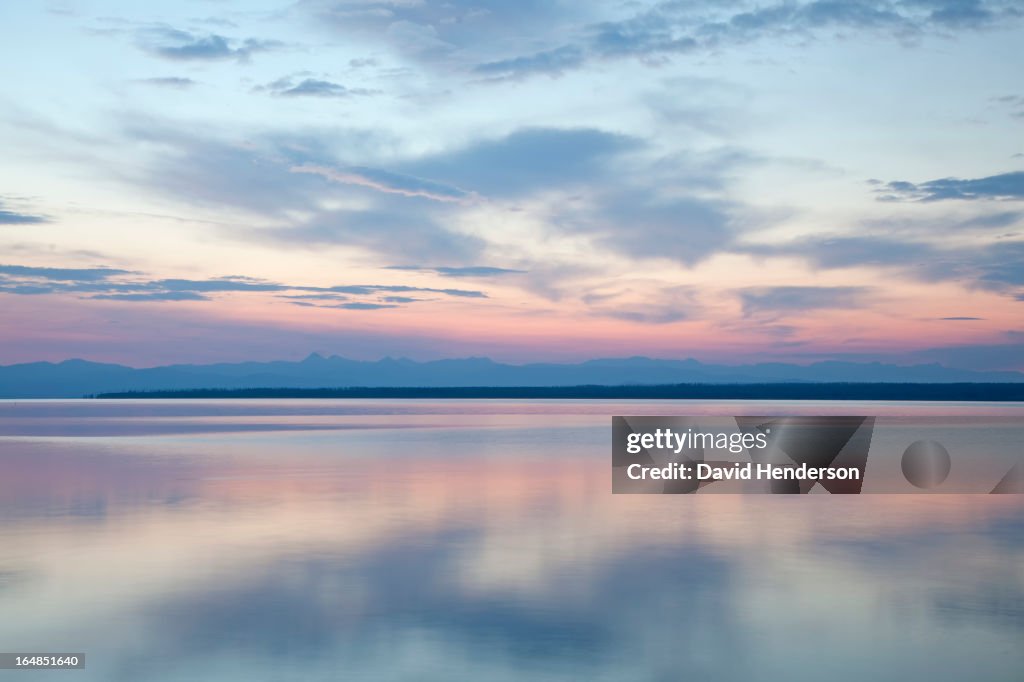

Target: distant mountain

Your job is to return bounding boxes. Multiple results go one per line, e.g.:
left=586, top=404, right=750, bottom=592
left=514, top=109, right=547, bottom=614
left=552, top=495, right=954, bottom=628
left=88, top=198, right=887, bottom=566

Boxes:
left=1, top=353, right=1022, bottom=398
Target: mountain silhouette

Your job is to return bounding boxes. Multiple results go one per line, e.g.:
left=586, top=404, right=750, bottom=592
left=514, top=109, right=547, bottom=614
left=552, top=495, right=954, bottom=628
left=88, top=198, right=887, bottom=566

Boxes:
left=1, top=354, right=1022, bottom=398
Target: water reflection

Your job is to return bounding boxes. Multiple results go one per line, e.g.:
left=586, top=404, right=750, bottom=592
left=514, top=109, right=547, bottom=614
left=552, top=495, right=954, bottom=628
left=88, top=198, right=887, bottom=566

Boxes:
left=0, top=401, right=1022, bottom=681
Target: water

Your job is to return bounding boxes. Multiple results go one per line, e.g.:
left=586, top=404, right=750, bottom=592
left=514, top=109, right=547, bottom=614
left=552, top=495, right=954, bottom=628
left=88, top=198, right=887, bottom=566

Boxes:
left=1, top=400, right=1022, bottom=681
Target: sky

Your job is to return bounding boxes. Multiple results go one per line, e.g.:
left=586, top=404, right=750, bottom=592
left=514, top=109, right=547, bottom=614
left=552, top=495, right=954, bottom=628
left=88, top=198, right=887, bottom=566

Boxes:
left=0, top=0, right=1022, bottom=369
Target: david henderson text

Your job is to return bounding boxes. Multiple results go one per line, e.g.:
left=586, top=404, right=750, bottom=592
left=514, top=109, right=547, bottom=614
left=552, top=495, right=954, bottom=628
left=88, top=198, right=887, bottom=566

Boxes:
left=626, top=462, right=861, bottom=481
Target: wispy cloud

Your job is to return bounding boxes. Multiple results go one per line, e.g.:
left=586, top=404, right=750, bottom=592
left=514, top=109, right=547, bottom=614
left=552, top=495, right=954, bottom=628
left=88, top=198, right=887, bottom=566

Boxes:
left=263, top=208, right=486, bottom=262
left=594, top=294, right=696, bottom=325
left=385, top=265, right=526, bottom=277
left=316, top=284, right=486, bottom=298
left=739, top=286, right=873, bottom=317
left=292, top=164, right=472, bottom=202
left=742, top=235, right=1024, bottom=294
left=258, top=76, right=378, bottom=98
left=138, top=26, right=282, bottom=62
left=992, top=93, right=1024, bottom=119
left=475, top=45, right=585, bottom=81
left=468, top=0, right=1022, bottom=80
left=874, top=171, right=1024, bottom=201
left=399, top=127, right=640, bottom=198
left=135, top=77, right=197, bottom=89
left=0, top=265, right=488, bottom=306
left=0, top=201, right=48, bottom=225
left=0, top=264, right=132, bottom=280
left=332, top=302, right=398, bottom=310
left=93, top=291, right=209, bottom=302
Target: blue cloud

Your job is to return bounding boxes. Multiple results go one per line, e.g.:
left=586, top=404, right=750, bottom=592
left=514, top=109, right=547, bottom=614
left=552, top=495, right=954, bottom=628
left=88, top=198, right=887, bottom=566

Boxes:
left=136, top=77, right=196, bottom=88
left=268, top=208, right=486, bottom=262
left=385, top=265, right=526, bottom=277
left=122, top=127, right=328, bottom=217
left=302, top=0, right=579, bottom=60
left=121, top=125, right=479, bottom=260
left=911, top=0, right=1001, bottom=28
left=876, top=170, right=1024, bottom=201
left=92, top=291, right=209, bottom=302
left=154, top=278, right=286, bottom=293
left=0, top=264, right=132, bottom=280
left=320, top=284, right=486, bottom=298
left=139, top=26, right=281, bottom=62
left=332, top=302, right=398, bottom=310
left=471, top=1, right=1021, bottom=80
left=993, top=94, right=1024, bottom=119
left=743, top=235, right=1024, bottom=294
left=977, top=241, right=1024, bottom=286
left=0, top=265, right=490, bottom=305
left=400, top=127, right=640, bottom=197
left=0, top=202, right=47, bottom=224
left=293, top=165, right=471, bottom=202
left=474, top=46, right=585, bottom=80
left=587, top=194, right=734, bottom=266
left=260, top=77, right=377, bottom=98
left=739, top=286, right=872, bottom=316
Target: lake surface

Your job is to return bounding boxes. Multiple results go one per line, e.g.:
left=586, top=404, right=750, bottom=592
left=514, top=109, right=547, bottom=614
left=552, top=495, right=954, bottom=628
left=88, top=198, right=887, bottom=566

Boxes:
left=1, top=400, right=1022, bottom=681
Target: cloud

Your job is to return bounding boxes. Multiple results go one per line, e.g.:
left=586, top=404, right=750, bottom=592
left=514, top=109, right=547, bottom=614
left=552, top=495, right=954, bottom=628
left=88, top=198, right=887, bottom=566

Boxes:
left=586, top=193, right=735, bottom=266
left=0, top=271, right=283, bottom=300
left=138, top=26, right=281, bottom=62
left=749, top=235, right=937, bottom=270
left=291, top=300, right=402, bottom=311
left=385, top=265, right=526, bottom=277
left=154, top=278, right=288, bottom=293
left=875, top=171, right=1024, bottom=201
left=318, top=284, right=486, bottom=298
left=914, top=0, right=1005, bottom=28
left=739, top=286, right=872, bottom=316
left=119, top=124, right=479, bottom=261
left=474, top=45, right=585, bottom=80
left=0, top=264, right=132, bottom=280
left=595, top=297, right=694, bottom=325
left=0, top=201, right=48, bottom=225
left=0, top=265, right=489, bottom=305
left=992, top=94, right=1024, bottom=119
left=122, top=121, right=734, bottom=269
left=399, top=127, right=640, bottom=197
left=975, top=240, right=1024, bottom=287
left=333, top=302, right=398, bottom=310
left=743, top=235, right=1024, bottom=293
left=266, top=208, right=486, bottom=262
left=259, top=76, right=377, bottom=98
left=939, top=316, right=984, bottom=320
left=92, top=291, right=209, bottom=302
left=124, top=140, right=284, bottom=214
left=136, top=77, right=197, bottom=88
left=292, top=164, right=472, bottom=202
left=119, top=124, right=359, bottom=217
left=283, top=293, right=349, bottom=302
left=301, top=0, right=579, bottom=63
left=389, top=128, right=747, bottom=267
left=469, top=0, right=1022, bottom=80
left=577, top=284, right=700, bottom=325
left=953, top=211, right=1024, bottom=229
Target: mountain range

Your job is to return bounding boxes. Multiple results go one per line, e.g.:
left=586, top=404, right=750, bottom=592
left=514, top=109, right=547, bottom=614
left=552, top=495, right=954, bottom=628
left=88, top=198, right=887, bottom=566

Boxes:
left=1, top=353, right=1022, bottom=398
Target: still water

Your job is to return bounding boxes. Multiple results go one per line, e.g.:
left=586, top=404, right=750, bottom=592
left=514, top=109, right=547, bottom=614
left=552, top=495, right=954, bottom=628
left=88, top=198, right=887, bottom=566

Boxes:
left=1, top=400, right=1022, bottom=681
